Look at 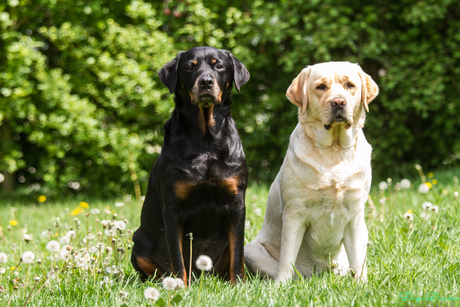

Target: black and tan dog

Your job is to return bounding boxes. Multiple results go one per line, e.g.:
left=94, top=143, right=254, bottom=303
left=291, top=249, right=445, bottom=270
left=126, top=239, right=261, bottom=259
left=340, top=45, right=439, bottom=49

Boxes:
left=131, top=47, right=250, bottom=285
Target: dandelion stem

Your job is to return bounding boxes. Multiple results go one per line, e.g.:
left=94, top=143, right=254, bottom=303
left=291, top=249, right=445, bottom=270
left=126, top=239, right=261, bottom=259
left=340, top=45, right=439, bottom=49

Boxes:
left=188, top=232, right=194, bottom=288
left=25, top=264, right=30, bottom=286
left=197, top=271, right=204, bottom=307
left=359, top=243, right=370, bottom=282
left=21, top=277, right=40, bottom=307
left=32, top=271, right=53, bottom=299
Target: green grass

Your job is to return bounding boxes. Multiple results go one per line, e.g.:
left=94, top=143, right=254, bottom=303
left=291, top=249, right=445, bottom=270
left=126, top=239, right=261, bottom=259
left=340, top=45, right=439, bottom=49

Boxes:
left=0, top=166, right=459, bottom=306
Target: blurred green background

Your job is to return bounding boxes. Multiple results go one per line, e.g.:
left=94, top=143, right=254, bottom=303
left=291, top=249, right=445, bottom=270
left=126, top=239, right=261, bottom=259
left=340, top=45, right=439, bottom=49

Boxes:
left=1, top=0, right=459, bottom=199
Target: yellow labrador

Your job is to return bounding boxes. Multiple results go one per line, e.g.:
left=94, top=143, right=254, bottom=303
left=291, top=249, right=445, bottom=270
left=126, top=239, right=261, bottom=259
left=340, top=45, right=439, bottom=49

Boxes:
left=244, top=62, right=379, bottom=282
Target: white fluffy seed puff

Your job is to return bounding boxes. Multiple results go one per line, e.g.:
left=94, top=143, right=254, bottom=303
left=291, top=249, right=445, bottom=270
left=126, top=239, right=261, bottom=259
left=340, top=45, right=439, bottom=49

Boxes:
left=144, top=287, right=160, bottom=301
left=0, top=252, right=7, bottom=263
left=162, top=277, right=178, bottom=291
left=21, top=251, right=35, bottom=264
left=195, top=255, right=213, bottom=271
left=46, top=240, right=61, bottom=253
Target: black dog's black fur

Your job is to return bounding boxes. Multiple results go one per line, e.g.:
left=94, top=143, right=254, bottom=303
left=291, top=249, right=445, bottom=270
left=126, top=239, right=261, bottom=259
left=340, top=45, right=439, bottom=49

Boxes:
left=131, top=47, right=250, bottom=284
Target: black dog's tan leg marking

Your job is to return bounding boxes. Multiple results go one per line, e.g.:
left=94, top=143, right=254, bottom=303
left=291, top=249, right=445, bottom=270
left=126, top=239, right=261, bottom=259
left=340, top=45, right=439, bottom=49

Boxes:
left=227, top=221, right=245, bottom=283
left=164, top=213, right=187, bottom=285
left=174, top=226, right=187, bottom=286
left=135, top=256, right=165, bottom=278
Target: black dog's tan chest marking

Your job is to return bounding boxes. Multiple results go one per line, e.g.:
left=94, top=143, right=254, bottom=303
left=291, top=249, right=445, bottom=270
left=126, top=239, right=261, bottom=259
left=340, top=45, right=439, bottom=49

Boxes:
left=174, top=176, right=239, bottom=200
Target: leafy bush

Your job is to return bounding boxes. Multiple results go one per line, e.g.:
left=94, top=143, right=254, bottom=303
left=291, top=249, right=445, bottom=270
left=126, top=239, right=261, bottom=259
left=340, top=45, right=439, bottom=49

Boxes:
left=1, top=0, right=459, bottom=198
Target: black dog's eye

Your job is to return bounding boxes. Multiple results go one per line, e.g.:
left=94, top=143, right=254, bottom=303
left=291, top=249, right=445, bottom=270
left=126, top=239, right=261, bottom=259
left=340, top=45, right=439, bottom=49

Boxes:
left=186, top=64, right=193, bottom=71
left=346, top=82, right=355, bottom=88
left=316, top=84, right=326, bottom=90
left=216, top=64, right=224, bottom=69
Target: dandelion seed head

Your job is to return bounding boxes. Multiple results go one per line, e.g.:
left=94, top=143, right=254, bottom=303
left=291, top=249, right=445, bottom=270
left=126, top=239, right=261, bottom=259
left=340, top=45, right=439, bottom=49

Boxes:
left=90, top=208, right=100, bottom=215
left=379, top=197, right=386, bottom=204
left=46, top=240, right=60, bottom=253
left=195, top=255, right=213, bottom=271
left=400, top=179, right=411, bottom=189
left=418, top=183, right=430, bottom=193
left=23, top=234, right=32, bottom=242
left=59, top=236, right=70, bottom=244
left=245, top=220, right=251, bottom=229
left=0, top=253, right=7, bottom=263
left=254, top=208, right=262, bottom=216
left=66, top=231, right=76, bottom=238
left=21, top=251, right=35, bottom=264
left=378, top=181, right=388, bottom=191
left=422, top=202, right=433, bottom=210
left=60, top=250, right=71, bottom=261
left=454, top=191, right=459, bottom=199
left=162, top=277, right=178, bottom=291
left=175, top=278, right=185, bottom=289
left=144, top=287, right=160, bottom=301
left=115, top=202, right=125, bottom=207
left=403, top=212, right=413, bottom=221
left=0, top=268, right=5, bottom=274
left=431, top=205, right=439, bottom=213
left=113, top=220, right=126, bottom=231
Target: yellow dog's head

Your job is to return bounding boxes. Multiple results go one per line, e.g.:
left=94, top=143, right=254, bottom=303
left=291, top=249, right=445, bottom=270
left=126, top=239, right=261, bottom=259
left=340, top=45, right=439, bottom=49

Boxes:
left=286, top=62, right=379, bottom=130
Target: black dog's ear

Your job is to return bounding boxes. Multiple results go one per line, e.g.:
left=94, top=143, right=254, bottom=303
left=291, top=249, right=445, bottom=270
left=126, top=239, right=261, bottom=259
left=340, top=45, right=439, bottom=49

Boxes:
left=158, top=52, right=183, bottom=94
left=225, top=51, right=250, bottom=92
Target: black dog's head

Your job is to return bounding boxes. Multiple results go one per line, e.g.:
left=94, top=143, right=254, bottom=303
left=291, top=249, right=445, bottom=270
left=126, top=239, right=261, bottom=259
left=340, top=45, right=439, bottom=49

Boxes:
left=158, top=47, right=250, bottom=108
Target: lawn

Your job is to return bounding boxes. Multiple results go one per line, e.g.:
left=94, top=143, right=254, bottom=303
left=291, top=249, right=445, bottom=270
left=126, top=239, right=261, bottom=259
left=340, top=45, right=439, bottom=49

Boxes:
left=0, top=166, right=459, bottom=306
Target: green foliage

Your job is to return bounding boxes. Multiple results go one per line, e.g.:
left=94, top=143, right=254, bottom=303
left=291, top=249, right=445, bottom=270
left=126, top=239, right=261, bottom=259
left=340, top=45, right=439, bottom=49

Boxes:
left=1, top=0, right=460, bottom=197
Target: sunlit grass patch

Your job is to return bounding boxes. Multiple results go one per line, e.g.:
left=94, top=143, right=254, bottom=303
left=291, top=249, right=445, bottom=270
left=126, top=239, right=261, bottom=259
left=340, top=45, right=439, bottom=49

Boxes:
left=0, top=166, right=459, bottom=306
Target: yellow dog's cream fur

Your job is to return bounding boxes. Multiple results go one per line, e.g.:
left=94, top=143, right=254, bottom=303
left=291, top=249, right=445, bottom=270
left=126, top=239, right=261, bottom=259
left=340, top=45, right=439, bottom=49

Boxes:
left=244, top=62, right=379, bottom=282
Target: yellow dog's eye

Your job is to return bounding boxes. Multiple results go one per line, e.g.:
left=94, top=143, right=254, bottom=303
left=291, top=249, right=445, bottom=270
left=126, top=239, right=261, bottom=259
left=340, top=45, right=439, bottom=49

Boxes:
left=316, top=84, right=326, bottom=90
left=346, top=82, right=355, bottom=88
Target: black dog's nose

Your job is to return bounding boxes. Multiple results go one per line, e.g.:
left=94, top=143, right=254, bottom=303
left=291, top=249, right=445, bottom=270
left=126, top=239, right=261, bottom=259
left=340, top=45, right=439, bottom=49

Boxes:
left=331, top=97, right=346, bottom=108
left=199, top=76, right=214, bottom=89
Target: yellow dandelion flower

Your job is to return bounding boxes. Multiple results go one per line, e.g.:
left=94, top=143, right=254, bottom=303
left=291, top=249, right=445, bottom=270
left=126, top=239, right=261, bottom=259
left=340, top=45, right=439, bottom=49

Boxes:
left=10, top=267, right=15, bottom=271
left=38, top=195, right=47, bottom=202
left=425, top=182, right=432, bottom=188
left=79, top=202, right=89, bottom=209
left=71, top=207, right=83, bottom=216
left=427, top=172, right=434, bottom=178
left=9, top=220, right=18, bottom=226
left=432, top=179, right=438, bottom=185
left=407, top=210, right=413, bottom=214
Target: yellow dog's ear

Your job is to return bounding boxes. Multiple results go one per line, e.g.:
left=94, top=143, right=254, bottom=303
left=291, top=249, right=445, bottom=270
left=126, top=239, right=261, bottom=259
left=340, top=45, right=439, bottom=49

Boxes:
left=286, top=67, right=310, bottom=115
left=358, top=69, right=379, bottom=112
